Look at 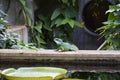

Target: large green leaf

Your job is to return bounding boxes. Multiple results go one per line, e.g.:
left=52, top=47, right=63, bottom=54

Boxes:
left=51, top=8, right=61, bottom=20
left=61, top=19, right=69, bottom=25
left=61, top=19, right=75, bottom=28
left=34, top=21, right=43, bottom=33
left=25, top=6, right=32, bottom=14
left=34, top=27, right=42, bottom=33
left=38, top=15, right=46, bottom=21
left=55, top=18, right=63, bottom=27
left=74, top=21, right=83, bottom=28
left=43, top=25, right=52, bottom=31
left=108, top=13, right=116, bottom=20
left=68, top=19, right=75, bottom=28
left=19, top=0, right=26, bottom=6
left=23, top=11, right=32, bottom=26
left=2, top=67, right=67, bottom=80
left=36, top=36, right=46, bottom=44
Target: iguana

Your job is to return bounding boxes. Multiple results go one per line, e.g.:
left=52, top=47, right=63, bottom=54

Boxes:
left=54, top=38, right=79, bottom=51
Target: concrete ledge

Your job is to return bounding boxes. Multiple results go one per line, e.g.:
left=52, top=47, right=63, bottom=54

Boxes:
left=0, top=49, right=120, bottom=60
left=0, top=49, right=120, bottom=72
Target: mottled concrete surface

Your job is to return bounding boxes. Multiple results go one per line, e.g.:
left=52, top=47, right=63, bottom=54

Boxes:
left=0, top=49, right=120, bottom=72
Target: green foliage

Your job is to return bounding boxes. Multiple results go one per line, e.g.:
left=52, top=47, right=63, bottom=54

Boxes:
left=98, top=3, right=120, bottom=50
left=11, top=43, right=37, bottom=50
left=4, top=0, right=81, bottom=49
left=114, top=0, right=120, bottom=4
left=30, top=0, right=82, bottom=49
left=0, top=32, right=20, bottom=49
left=59, top=0, right=77, bottom=7
left=65, top=71, right=120, bottom=80
left=0, top=9, right=36, bottom=49
left=51, top=6, right=82, bottom=28
left=30, top=14, right=52, bottom=48
left=0, top=10, right=8, bottom=31
left=18, top=0, right=33, bottom=27
left=0, top=10, right=16, bottom=49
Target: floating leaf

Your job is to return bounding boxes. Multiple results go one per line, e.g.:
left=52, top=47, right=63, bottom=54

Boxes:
left=1, top=67, right=67, bottom=80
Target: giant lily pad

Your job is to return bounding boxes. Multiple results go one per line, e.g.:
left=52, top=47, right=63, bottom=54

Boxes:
left=1, top=67, right=67, bottom=80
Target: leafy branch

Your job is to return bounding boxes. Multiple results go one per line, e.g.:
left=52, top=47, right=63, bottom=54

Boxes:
left=98, top=3, right=120, bottom=50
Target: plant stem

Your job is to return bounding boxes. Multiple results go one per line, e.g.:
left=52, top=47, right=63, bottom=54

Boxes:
left=97, top=40, right=107, bottom=50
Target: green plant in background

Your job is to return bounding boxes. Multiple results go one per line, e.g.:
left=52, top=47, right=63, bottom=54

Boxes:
left=98, top=2, right=120, bottom=50
left=0, top=32, right=20, bottom=49
left=0, top=10, right=7, bottom=31
left=29, top=0, right=82, bottom=49
left=2, top=0, right=81, bottom=50
left=65, top=71, right=120, bottom=80
left=51, top=0, right=82, bottom=39
left=114, top=0, right=120, bottom=3
left=0, top=8, right=36, bottom=49
left=18, top=0, right=33, bottom=27
left=30, top=14, right=51, bottom=48
left=0, top=9, right=18, bottom=49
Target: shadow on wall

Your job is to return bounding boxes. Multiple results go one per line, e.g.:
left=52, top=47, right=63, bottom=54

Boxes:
left=0, top=0, right=33, bottom=26
left=71, top=0, right=115, bottom=50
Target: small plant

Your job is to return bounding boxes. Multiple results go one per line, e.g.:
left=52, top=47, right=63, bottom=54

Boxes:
left=0, top=9, right=36, bottom=49
left=0, top=32, right=20, bottom=49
